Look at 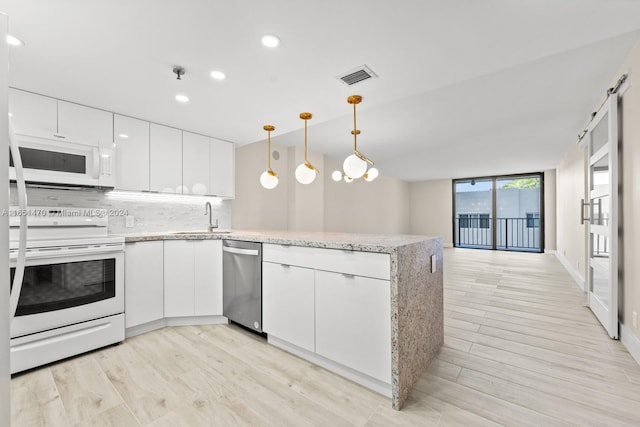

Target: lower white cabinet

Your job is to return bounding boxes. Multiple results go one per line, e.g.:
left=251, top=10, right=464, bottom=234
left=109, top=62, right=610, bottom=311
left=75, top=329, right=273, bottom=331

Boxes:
left=164, top=240, right=222, bottom=317
left=263, top=262, right=315, bottom=352
left=315, top=271, right=391, bottom=383
left=125, top=241, right=164, bottom=328
left=194, top=240, right=223, bottom=316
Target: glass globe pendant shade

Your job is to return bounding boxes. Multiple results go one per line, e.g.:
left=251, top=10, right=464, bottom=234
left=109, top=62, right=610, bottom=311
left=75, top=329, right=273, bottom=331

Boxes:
left=343, top=153, right=367, bottom=179
left=295, top=163, right=317, bottom=185
left=260, top=169, right=279, bottom=189
left=344, top=175, right=354, bottom=183
left=364, top=167, right=379, bottom=182
left=331, top=170, right=343, bottom=182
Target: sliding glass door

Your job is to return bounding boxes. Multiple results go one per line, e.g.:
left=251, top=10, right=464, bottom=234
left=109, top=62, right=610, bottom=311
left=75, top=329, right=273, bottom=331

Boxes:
left=453, top=178, right=493, bottom=249
left=454, top=173, right=543, bottom=252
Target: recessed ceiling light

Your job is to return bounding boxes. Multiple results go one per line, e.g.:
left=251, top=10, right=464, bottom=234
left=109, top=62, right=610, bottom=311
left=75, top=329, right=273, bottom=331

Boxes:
left=210, top=70, right=226, bottom=80
left=261, top=34, right=280, bottom=48
left=175, top=94, right=189, bottom=103
left=8, top=112, right=13, bottom=117
left=6, top=35, right=24, bottom=46
left=118, top=134, right=129, bottom=139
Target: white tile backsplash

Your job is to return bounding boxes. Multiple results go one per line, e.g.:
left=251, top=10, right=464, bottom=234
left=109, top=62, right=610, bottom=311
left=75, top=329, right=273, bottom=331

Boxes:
left=10, top=186, right=231, bottom=234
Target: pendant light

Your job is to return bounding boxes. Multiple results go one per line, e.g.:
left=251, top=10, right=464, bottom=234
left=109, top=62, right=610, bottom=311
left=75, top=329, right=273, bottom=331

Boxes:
left=259, top=125, right=279, bottom=189
left=295, top=112, right=319, bottom=184
left=342, top=95, right=375, bottom=180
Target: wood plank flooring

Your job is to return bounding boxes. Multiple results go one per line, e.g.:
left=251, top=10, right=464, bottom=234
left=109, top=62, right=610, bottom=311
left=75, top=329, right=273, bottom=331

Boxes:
left=11, top=248, right=640, bottom=426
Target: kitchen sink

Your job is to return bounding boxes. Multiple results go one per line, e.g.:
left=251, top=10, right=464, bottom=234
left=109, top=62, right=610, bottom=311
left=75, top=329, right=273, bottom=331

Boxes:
left=172, top=230, right=231, bottom=235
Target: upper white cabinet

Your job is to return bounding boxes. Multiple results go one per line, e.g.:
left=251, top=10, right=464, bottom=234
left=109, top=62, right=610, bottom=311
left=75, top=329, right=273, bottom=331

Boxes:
left=164, top=240, right=223, bottom=317
left=9, top=88, right=234, bottom=197
left=114, top=115, right=150, bottom=192
left=210, top=138, right=235, bottom=198
left=9, top=88, right=113, bottom=146
left=125, top=241, right=164, bottom=329
left=57, top=101, right=113, bottom=146
left=183, top=131, right=210, bottom=195
left=150, top=124, right=182, bottom=193
left=8, top=89, right=57, bottom=135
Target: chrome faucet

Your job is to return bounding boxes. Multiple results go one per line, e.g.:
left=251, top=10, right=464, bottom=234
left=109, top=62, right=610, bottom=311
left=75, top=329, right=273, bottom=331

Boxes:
left=204, top=201, right=218, bottom=231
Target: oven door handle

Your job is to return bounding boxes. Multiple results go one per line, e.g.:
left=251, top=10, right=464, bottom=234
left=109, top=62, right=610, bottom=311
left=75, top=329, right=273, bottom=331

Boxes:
left=8, top=120, right=28, bottom=323
left=9, top=244, right=124, bottom=262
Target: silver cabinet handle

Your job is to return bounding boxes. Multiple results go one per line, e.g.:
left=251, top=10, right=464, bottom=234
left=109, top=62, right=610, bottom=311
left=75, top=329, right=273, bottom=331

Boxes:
left=222, top=246, right=259, bottom=256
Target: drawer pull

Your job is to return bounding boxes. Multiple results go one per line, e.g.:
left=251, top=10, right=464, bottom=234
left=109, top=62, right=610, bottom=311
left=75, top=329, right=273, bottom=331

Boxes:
left=342, top=273, right=355, bottom=279
left=280, top=263, right=290, bottom=268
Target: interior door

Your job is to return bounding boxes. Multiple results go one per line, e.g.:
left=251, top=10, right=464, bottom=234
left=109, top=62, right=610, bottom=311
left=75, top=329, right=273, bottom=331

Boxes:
left=585, top=95, right=618, bottom=339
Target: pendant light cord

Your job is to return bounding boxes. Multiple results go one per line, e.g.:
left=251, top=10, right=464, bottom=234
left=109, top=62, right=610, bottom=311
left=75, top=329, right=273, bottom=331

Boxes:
left=353, top=101, right=357, bottom=151
left=304, top=117, right=309, bottom=163
left=267, top=130, right=271, bottom=170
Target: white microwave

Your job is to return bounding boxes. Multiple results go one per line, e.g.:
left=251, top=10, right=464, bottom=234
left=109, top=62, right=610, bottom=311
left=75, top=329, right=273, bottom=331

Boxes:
left=9, top=132, right=115, bottom=188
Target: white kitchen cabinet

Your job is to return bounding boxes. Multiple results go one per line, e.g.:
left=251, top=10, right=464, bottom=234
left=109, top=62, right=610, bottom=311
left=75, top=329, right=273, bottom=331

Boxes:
left=183, top=131, right=210, bottom=195
left=314, top=270, right=391, bottom=383
left=114, top=115, right=150, bottom=191
left=210, top=137, right=234, bottom=198
left=194, top=240, right=223, bottom=316
left=164, top=240, right=195, bottom=317
left=8, top=88, right=57, bottom=135
left=150, top=123, right=182, bottom=193
left=164, top=240, right=222, bottom=317
left=263, top=262, right=315, bottom=352
left=57, top=100, right=113, bottom=146
left=125, top=241, right=164, bottom=328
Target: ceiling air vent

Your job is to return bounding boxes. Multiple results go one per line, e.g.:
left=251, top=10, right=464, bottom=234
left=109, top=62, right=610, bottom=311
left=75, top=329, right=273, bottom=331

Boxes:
left=337, top=65, right=378, bottom=86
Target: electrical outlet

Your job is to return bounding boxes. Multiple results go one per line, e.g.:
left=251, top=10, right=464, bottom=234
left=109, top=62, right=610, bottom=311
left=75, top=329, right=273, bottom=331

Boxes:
left=633, top=311, right=638, bottom=329
left=125, top=215, right=135, bottom=228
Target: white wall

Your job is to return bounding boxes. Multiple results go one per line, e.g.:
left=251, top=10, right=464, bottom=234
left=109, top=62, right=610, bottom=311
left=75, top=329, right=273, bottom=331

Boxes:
left=619, top=40, right=640, bottom=345
left=233, top=143, right=410, bottom=234
left=232, top=140, right=290, bottom=230
left=409, top=179, right=453, bottom=245
left=555, top=38, right=640, bottom=346
left=544, top=169, right=557, bottom=251
left=323, top=156, right=410, bottom=234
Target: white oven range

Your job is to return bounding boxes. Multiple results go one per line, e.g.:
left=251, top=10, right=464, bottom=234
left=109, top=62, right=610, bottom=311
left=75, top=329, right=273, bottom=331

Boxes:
left=9, top=207, right=124, bottom=373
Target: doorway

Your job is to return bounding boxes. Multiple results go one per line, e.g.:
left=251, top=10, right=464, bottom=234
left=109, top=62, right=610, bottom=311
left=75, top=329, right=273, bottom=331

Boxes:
left=453, top=173, right=544, bottom=252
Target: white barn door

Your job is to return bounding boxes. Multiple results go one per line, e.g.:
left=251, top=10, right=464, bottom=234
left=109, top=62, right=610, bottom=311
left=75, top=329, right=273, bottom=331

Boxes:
left=583, top=95, right=619, bottom=339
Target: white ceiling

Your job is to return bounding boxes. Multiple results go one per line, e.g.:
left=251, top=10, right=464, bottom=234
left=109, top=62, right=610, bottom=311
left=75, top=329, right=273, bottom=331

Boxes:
left=2, top=0, right=640, bottom=181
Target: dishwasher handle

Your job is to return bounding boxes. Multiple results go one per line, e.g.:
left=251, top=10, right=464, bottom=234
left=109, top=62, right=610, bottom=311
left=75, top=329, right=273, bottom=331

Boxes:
left=222, top=246, right=260, bottom=256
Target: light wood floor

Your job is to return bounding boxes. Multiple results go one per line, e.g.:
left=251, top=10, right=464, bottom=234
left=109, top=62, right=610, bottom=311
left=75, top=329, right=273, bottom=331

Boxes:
left=11, top=248, right=640, bottom=426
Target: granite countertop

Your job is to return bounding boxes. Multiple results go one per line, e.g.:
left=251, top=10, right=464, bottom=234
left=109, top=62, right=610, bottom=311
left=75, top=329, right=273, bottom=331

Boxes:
left=118, top=230, right=438, bottom=254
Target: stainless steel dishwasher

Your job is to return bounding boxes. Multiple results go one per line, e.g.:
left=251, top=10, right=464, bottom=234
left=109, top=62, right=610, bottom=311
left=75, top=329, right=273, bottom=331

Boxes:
left=222, top=240, right=263, bottom=333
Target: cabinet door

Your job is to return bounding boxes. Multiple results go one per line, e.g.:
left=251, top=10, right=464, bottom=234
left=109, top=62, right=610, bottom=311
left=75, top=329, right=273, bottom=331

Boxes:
left=125, top=241, right=164, bottom=328
left=315, top=271, right=391, bottom=383
left=210, top=138, right=234, bottom=197
left=8, top=88, right=57, bottom=135
left=150, top=124, right=182, bottom=193
left=114, top=115, right=149, bottom=191
left=263, top=262, right=315, bottom=352
left=183, top=131, right=210, bottom=195
left=58, top=100, right=113, bottom=147
left=194, top=240, right=223, bottom=316
left=164, top=240, right=195, bottom=317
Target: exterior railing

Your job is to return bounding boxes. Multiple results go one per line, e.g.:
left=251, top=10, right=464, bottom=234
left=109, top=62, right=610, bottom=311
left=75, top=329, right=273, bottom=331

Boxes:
left=454, top=217, right=541, bottom=251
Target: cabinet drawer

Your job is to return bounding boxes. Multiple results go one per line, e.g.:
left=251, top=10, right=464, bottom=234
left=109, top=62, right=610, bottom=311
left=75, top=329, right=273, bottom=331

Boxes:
left=263, top=244, right=390, bottom=280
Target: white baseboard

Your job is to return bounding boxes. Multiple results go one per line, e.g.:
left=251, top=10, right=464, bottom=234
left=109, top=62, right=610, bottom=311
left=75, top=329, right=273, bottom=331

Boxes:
left=126, top=319, right=166, bottom=338
left=554, top=252, right=586, bottom=291
left=544, top=249, right=556, bottom=255
left=620, top=323, right=640, bottom=367
left=443, top=242, right=453, bottom=248
left=166, top=315, right=228, bottom=327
